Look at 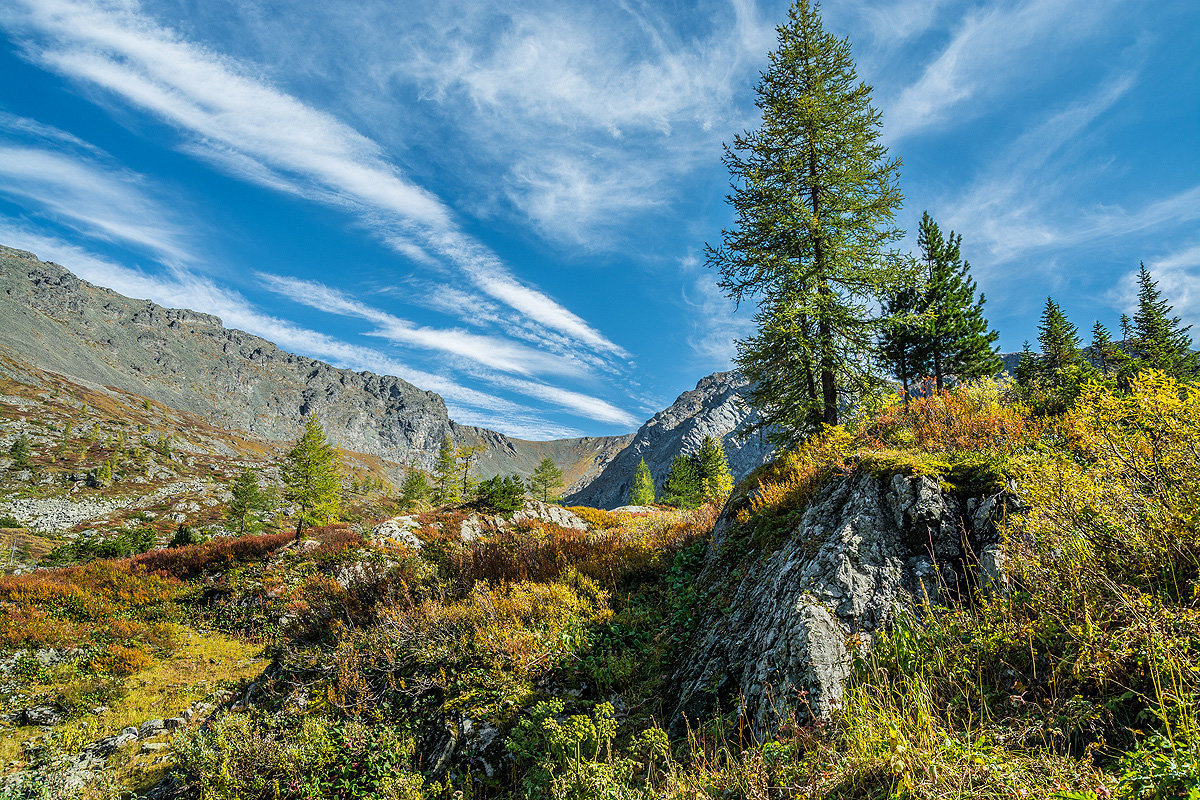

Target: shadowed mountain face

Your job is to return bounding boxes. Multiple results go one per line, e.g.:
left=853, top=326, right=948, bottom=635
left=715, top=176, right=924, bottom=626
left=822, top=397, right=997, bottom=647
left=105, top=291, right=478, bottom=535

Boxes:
left=563, top=371, right=776, bottom=509
left=0, top=244, right=773, bottom=498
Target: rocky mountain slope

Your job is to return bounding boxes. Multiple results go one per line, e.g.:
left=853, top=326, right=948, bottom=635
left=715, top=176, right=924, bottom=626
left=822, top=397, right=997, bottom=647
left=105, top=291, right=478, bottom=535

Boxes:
left=0, top=245, right=634, bottom=485
left=564, top=371, right=776, bottom=508
left=0, top=245, right=772, bottom=498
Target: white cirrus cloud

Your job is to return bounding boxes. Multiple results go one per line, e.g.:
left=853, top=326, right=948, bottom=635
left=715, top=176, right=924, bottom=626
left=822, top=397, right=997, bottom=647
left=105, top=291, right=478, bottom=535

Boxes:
left=0, top=0, right=625, bottom=360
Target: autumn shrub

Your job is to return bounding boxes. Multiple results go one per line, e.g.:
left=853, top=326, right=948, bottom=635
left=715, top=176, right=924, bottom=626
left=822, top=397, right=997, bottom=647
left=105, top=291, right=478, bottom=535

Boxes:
left=85, top=642, right=153, bottom=675
left=567, top=506, right=622, bottom=530
left=0, top=560, right=178, bottom=660
left=131, top=529, right=295, bottom=579
left=313, top=574, right=611, bottom=721
left=862, top=377, right=1035, bottom=455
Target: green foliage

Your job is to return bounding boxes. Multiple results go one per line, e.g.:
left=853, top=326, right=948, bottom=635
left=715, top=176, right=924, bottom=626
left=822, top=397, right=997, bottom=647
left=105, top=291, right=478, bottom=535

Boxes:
left=629, top=459, right=655, bottom=506
left=169, top=524, right=208, bottom=548
left=528, top=457, right=565, bottom=504
left=173, top=714, right=423, bottom=800
left=42, top=526, right=159, bottom=566
left=227, top=467, right=269, bottom=534
left=1017, top=297, right=1094, bottom=414
left=0, top=514, right=20, bottom=528
left=707, top=0, right=903, bottom=440
left=696, top=435, right=734, bottom=502
left=432, top=436, right=460, bottom=505
left=1126, top=263, right=1199, bottom=382
left=508, top=700, right=647, bottom=800
left=8, top=434, right=30, bottom=469
left=478, top=473, right=527, bottom=514
left=397, top=466, right=431, bottom=510
left=281, top=416, right=342, bottom=537
left=659, top=454, right=702, bottom=509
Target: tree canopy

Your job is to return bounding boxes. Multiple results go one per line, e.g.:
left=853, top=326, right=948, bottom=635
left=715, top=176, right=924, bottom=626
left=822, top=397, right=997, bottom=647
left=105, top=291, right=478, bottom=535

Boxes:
left=708, top=0, right=902, bottom=442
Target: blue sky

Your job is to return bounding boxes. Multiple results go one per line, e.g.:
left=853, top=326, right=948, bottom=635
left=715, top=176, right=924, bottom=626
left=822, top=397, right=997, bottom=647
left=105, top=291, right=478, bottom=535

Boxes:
left=0, top=0, right=1196, bottom=440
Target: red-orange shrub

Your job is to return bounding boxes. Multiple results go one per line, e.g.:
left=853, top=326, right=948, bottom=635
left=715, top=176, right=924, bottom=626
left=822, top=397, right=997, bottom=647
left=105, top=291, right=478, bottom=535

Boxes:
left=131, top=530, right=295, bottom=579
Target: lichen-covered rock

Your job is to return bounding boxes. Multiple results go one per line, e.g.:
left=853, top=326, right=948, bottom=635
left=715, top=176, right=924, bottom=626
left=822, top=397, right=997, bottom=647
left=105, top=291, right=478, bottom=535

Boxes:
left=372, top=515, right=422, bottom=549
left=670, top=469, right=1011, bottom=736
left=510, top=499, right=587, bottom=530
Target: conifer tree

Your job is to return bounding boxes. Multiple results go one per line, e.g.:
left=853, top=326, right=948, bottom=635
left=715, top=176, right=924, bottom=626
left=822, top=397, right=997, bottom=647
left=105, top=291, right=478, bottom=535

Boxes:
left=1127, top=263, right=1198, bottom=381
left=708, top=0, right=903, bottom=441
left=454, top=445, right=484, bottom=500
left=629, top=459, right=655, bottom=506
left=1013, top=340, right=1038, bottom=387
left=281, top=416, right=341, bottom=537
left=527, top=457, right=564, bottom=504
left=397, top=467, right=431, bottom=511
left=917, top=212, right=1001, bottom=390
left=1089, top=321, right=1119, bottom=376
left=431, top=437, right=460, bottom=505
left=660, top=454, right=703, bottom=509
left=879, top=268, right=930, bottom=400
left=696, top=436, right=734, bottom=502
left=1020, top=298, right=1092, bottom=414
left=8, top=435, right=30, bottom=470
left=1037, top=298, right=1085, bottom=376
left=227, top=468, right=268, bottom=534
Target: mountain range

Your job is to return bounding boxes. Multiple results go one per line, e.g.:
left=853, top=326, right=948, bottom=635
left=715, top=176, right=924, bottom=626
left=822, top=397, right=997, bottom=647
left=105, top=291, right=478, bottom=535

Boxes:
left=0, top=244, right=773, bottom=507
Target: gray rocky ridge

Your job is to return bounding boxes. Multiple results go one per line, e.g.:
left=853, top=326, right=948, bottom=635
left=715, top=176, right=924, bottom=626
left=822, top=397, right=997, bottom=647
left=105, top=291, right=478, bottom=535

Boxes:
left=564, top=371, right=776, bottom=508
left=670, top=469, right=1011, bottom=735
left=0, top=244, right=773, bottom=497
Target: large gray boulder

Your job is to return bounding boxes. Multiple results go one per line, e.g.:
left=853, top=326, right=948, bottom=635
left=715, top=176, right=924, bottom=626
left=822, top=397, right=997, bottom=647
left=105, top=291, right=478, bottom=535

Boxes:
left=669, top=469, right=1011, bottom=735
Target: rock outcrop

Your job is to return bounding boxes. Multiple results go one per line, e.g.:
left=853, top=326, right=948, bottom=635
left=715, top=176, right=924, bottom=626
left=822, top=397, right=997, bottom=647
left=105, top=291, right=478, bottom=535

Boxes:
left=669, top=469, right=1011, bottom=736
left=563, top=372, right=776, bottom=509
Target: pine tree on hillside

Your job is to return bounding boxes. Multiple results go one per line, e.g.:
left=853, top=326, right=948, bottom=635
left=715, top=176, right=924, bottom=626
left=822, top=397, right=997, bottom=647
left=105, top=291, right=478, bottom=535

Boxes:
left=879, top=268, right=930, bottom=401
left=1013, top=340, right=1038, bottom=386
left=660, top=454, right=703, bottom=510
left=1019, top=298, right=1093, bottom=415
left=629, top=459, right=655, bottom=506
left=1128, top=264, right=1198, bottom=381
left=708, top=0, right=903, bottom=441
left=697, top=436, right=734, bottom=502
left=8, top=435, right=30, bottom=470
left=227, top=468, right=268, bottom=534
left=527, top=457, right=564, bottom=504
left=398, top=467, right=431, bottom=511
left=431, top=437, right=460, bottom=505
left=1037, top=298, right=1085, bottom=376
left=918, top=212, right=1001, bottom=390
left=1089, top=321, right=1120, bottom=376
left=281, top=416, right=341, bottom=537
left=454, top=445, right=484, bottom=500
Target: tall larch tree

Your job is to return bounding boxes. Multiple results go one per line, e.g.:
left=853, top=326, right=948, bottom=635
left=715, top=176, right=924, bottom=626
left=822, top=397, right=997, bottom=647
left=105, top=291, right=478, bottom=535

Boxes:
left=281, top=416, right=341, bottom=537
left=1128, top=263, right=1198, bottom=381
left=917, top=212, right=1001, bottom=390
left=708, top=0, right=903, bottom=442
left=629, top=459, right=655, bottom=506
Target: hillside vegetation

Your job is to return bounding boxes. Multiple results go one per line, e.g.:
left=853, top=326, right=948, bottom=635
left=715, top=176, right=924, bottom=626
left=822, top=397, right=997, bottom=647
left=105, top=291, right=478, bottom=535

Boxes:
left=0, top=369, right=1196, bottom=798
